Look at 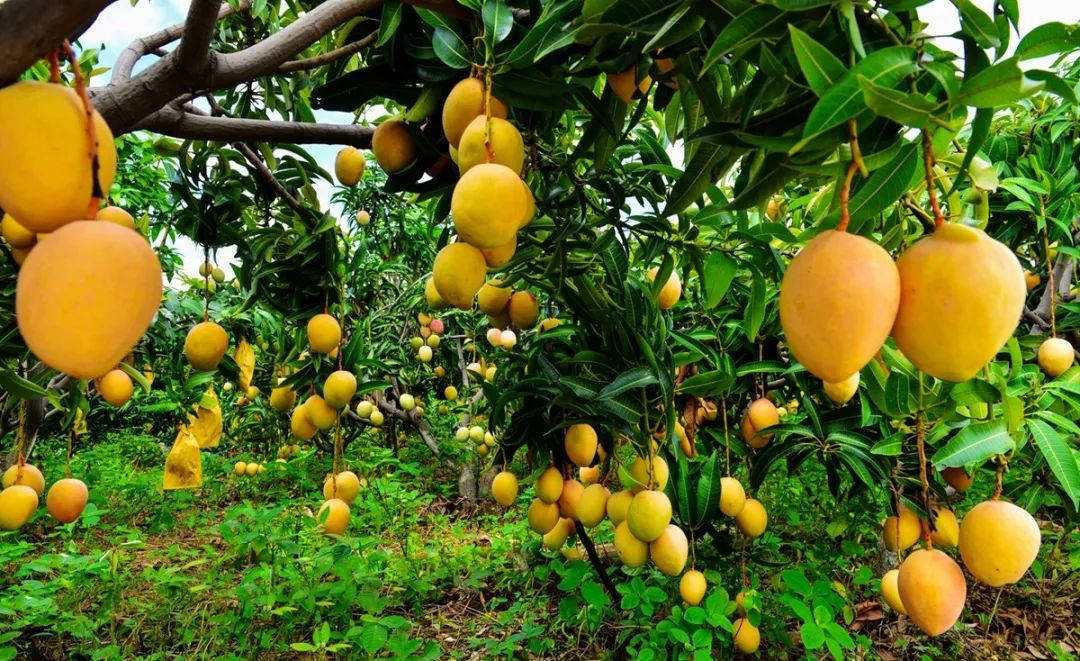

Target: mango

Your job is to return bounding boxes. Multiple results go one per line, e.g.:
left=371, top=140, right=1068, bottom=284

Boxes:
left=16, top=221, right=161, bottom=378
left=897, top=549, right=966, bottom=636
left=959, top=500, right=1041, bottom=586
left=780, top=230, right=900, bottom=381
left=892, top=223, right=1024, bottom=381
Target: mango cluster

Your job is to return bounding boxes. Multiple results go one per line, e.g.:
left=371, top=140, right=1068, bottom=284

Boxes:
left=1, top=463, right=88, bottom=529
left=431, top=78, right=535, bottom=311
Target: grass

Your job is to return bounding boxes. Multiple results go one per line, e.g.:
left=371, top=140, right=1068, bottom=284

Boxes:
left=1, top=427, right=1076, bottom=660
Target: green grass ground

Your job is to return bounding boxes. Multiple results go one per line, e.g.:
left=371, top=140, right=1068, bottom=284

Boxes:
left=1, top=429, right=1076, bottom=660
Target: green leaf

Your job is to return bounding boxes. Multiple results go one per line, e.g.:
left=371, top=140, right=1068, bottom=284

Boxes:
left=693, top=451, right=722, bottom=527
left=945, top=107, right=992, bottom=197
left=702, top=5, right=787, bottom=72
left=883, top=372, right=913, bottom=417
left=952, top=57, right=1043, bottom=109
left=662, top=143, right=726, bottom=217
left=432, top=27, right=472, bottom=69
left=118, top=362, right=152, bottom=394
left=376, top=1, right=403, bottom=48
left=788, top=25, right=847, bottom=97
left=361, top=623, right=388, bottom=654
left=931, top=421, right=1015, bottom=469
left=678, top=370, right=735, bottom=397
left=951, top=0, right=1000, bottom=48
left=581, top=581, right=611, bottom=607
left=598, top=367, right=657, bottom=400
left=858, top=75, right=940, bottom=128
left=799, top=47, right=918, bottom=146
left=1014, top=22, right=1080, bottom=60
left=824, top=141, right=920, bottom=232
left=837, top=0, right=865, bottom=57
left=1027, top=420, right=1080, bottom=508
left=801, top=621, right=826, bottom=650
left=482, top=0, right=514, bottom=45
left=642, top=6, right=705, bottom=54
left=743, top=270, right=766, bottom=341
left=703, top=253, right=737, bottom=309
left=0, top=370, right=48, bottom=399
left=1026, top=70, right=1079, bottom=104
left=505, top=0, right=577, bottom=64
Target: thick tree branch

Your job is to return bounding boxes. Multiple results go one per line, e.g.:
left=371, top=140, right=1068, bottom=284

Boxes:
left=211, top=0, right=382, bottom=86
left=111, top=0, right=250, bottom=84
left=176, top=0, right=225, bottom=76
left=0, top=0, right=118, bottom=85
left=94, top=0, right=382, bottom=134
left=136, top=104, right=373, bottom=146
left=276, top=30, right=379, bottom=73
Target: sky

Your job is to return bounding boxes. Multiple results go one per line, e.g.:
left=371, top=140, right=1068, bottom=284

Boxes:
left=77, top=0, right=1080, bottom=280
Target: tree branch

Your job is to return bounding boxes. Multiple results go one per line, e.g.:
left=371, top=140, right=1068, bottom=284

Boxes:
left=94, top=0, right=383, bottom=134
left=111, top=0, right=250, bottom=84
left=0, top=0, right=118, bottom=85
left=176, top=0, right=225, bottom=77
left=276, top=30, right=379, bottom=73
left=135, top=104, right=373, bottom=146
left=211, top=0, right=382, bottom=86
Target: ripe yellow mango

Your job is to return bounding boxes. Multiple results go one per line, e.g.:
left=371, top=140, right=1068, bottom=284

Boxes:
left=16, top=221, right=161, bottom=378
left=680, top=569, right=707, bottom=606
left=959, top=500, right=1041, bottom=586
left=307, top=314, right=341, bottom=354
left=741, top=398, right=779, bottom=449
left=608, top=68, right=652, bottom=104
left=564, top=423, right=598, bottom=467
left=317, top=498, right=350, bottom=535
left=185, top=322, right=228, bottom=371
left=528, top=497, right=560, bottom=534
left=558, top=479, right=584, bottom=520
left=1037, top=337, right=1074, bottom=378
left=718, top=476, right=746, bottom=517
left=628, top=455, right=669, bottom=491
left=647, top=266, right=682, bottom=309
left=0, top=485, right=39, bottom=530
left=880, top=568, right=906, bottom=614
left=508, top=291, right=539, bottom=329
left=577, top=483, right=610, bottom=528
left=457, top=116, right=524, bottom=175
left=892, top=223, right=1025, bottom=381
left=649, top=524, right=688, bottom=576
left=882, top=505, right=921, bottom=551
left=334, top=146, right=366, bottom=186
left=0, top=81, right=117, bottom=232
left=433, top=243, right=486, bottom=310
left=823, top=372, right=860, bottom=405
left=779, top=231, right=900, bottom=382
left=897, top=549, right=966, bottom=636
left=735, top=498, right=767, bottom=538
left=98, top=369, right=133, bottom=407
left=614, top=521, right=648, bottom=567
left=46, top=478, right=88, bottom=523
left=606, top=489, right=634, bottom=527
left=322, top=471, right=361, bottom=504
left=441, top=78, right=508, bottom=149
left=323, top=370, right=357, bottom=409
left=491, top=471, right=518, bottom=507
left=371, top=120, right=416, bottom=173
left=2, top=463, right=45, bottom=495
left=451, top=163, right=525, bottom=248
left=626, top=490, right=672, bottom=542
left=732, top=618, right=760, bottom=654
